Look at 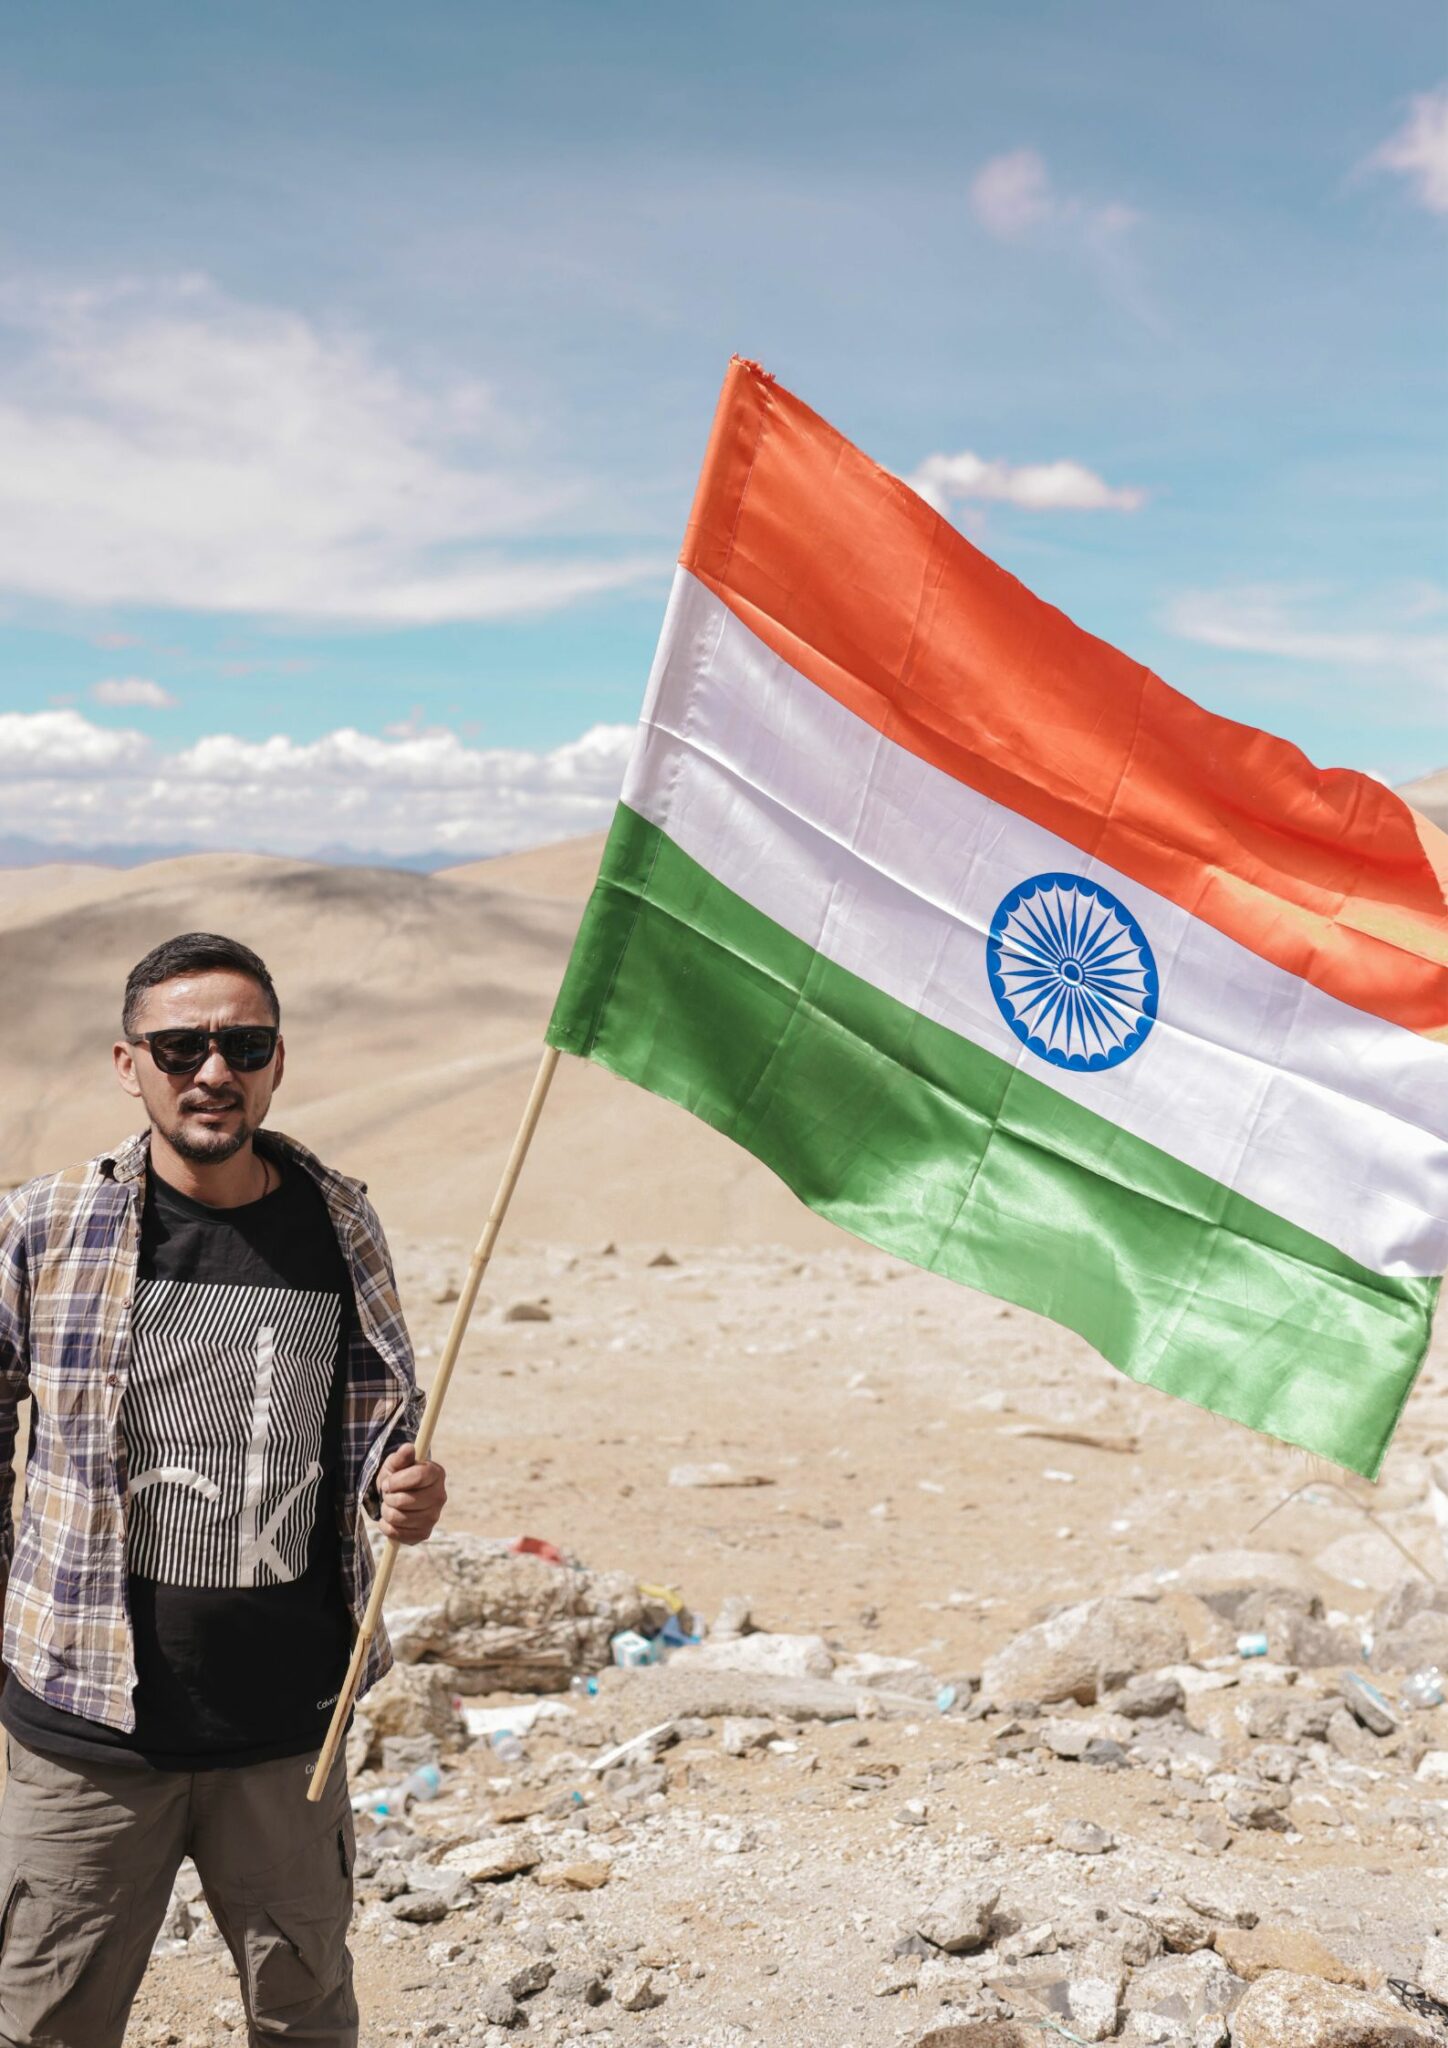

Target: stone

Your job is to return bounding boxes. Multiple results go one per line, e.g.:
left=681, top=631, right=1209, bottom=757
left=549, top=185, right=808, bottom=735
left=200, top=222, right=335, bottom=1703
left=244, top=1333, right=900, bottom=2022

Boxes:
left=996, top=1923, right=1057, bottom=1963
left=873, top=1955, right=922, bottom=1996
left=551, top=1967, right=607, bottom=2004
left=352, top=1662, right=463, bottom=1766
left=1373, top=1609, right=1448, bottom=1674
left=1125, top=1900, right=1214, bottom=1953
left=981, top=1598, right=1189, bottom=1707
left=682, top=1632, right=835, bottom=1679
left=476, top=1986, right=522, bottom=2027
left=1056, top=1818, right=1115, bottom=1855
left=667, top=1460, right=773, bottom=1488
left=710, top=1593, right=753, bottom=1638
left=533, top=1861, right=610, bottom=1890
left=439, top=1838, right=542, bottom=1883
left=502, top=1958, right=554, bottom=1998
left=1416, top=1750, right=1448, bottom=1783
left=834, top=1651, right=942, bottom=1699
left=916, top=1877, right=1001, bottom=1953
left=1250, top=1743, right=1300, bottom=1784
left=1263, top=1606, right=1361, bottom=1667
left=913, top=2029, right=1038, bottom=2048
left=720, top=1716, right=778, bottom=1756
left=385, top=1532, right=644, bottom=1692
left=1418, top=1936, right=1448, bottom=2003
left=390, top=1891, right=451, bottom=1924
left=1224, top=1780, right=1291, bottom=1831
left=1212, top=1927, right=1359, bottom=1986
left=1229, top=1971, right=1435, bottom=2045
left=1125, top=1950, right=1247, bottom=2026
left=1039, top=1712, right=1133, bottom=1759
left=1318, top=1529, right=1423, bottom=1593
left=604, top=1661, right=861, bottom=1723
left=504, top=1299, right=551, bottom=1321
left=613, top=1966, right=662, bottom=2011
left=1068, top=1941, right=1127, bottom=2041
left=1194, top=1813, right=1233, bottom=1853
left=1373, top=1576, right=1448, bottom=1638
left=1151, top=1550, right=1326, bottom=1599
left=1110, top=1672, right=1187, bottom=1719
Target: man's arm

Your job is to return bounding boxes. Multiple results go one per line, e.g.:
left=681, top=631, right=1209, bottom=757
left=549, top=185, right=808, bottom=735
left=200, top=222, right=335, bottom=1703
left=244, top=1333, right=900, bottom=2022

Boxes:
left=0, top=1188, right=32, bottom=1686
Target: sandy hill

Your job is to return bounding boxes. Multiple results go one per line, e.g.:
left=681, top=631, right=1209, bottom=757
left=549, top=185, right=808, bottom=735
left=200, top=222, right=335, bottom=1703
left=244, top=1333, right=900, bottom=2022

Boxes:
left=0, top=837, right=835, bottom=1247
left=1401, top=765, right=1448, bottom=832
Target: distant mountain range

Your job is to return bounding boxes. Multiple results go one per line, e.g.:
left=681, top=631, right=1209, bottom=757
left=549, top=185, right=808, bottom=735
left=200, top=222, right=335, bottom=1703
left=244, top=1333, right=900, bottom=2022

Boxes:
left=0, top=769, right=1443, bottom=873
left=0, top=833, right=493, bottom=874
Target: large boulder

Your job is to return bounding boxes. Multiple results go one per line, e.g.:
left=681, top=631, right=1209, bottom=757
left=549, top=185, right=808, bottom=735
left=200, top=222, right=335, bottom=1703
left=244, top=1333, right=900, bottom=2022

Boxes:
left=1229, top=1972, right=1433, bottom=2046
left=384, top=1533, right=644, bottom=1693
left=981, top=1597, right=1189, bottom=1707
left=1372, top=1606, right=1448, bottom=1675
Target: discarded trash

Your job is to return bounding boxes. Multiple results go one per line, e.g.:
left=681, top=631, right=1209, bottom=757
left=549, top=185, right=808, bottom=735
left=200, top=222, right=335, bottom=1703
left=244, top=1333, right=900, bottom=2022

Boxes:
left=935, top=1684, right=958, bottom=1713
left=1400, top=1665, right=1446, bottom=1711
left=511, top=1535, right=567, bottom=1565
left=658, top=1611, right=702, bottom=1649
left=460, top=1700, right=570, bottom=1742
left=359, top=1762, right=443, bottom=1817
left=1342, top=1670, right=1399, bottom=1735
left=1236, top=1632, right=1269, bottom=1658
left=1000, top=1423, right=1140, bottom=1455
left=570, top=1674, right=600, bottom=1698
left=490, top=1730, right=526, bottom=1766
left=611, top=1628, right=661, bottom=1668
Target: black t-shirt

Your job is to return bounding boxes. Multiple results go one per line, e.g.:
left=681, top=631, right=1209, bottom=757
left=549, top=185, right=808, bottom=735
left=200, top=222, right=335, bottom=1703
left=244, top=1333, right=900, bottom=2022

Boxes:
left=2, top=1155, right=354, bottom=1769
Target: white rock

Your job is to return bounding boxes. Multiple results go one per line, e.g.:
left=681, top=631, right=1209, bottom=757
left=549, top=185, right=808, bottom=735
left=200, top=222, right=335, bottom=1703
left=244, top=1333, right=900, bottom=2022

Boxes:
left=683, top=1632, right=835, bottom=1680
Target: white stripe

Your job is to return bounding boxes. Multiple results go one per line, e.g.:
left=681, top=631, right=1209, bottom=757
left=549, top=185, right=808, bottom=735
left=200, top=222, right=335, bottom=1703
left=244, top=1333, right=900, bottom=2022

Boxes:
left=622, top=570, right=1448, bottom=1277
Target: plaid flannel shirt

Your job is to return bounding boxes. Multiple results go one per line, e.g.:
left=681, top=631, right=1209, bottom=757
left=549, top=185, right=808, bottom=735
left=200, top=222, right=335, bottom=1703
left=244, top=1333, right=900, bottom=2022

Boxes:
left=0, top=1127, right=425, bottom=1733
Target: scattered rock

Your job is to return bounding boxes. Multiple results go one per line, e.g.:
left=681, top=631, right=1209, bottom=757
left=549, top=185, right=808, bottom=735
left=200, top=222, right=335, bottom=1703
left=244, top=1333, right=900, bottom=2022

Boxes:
left=1125, top=1949, right=1247, bottom=2027
left=551, top=1967, right=607, bottom=2004
left=1417, top=1936, right=1448, bottom=2003
left=981, top=1597, right=1189, bottom=1707
left=1373, top=1608, right=1448, bottom=1674
left=647, top=1248, right=678, bottom=1266
left=874, top=1955, right=922, bottom=1996
left=667, top=1461, right=774, bottom=1488
left=439, top=1838, right=542, bottom=1883
left=385, top=1532, right=644, bottom=1692
left=353, top=1662, right=464, bottom=1766
left=1212, top=1926, right=1360, bottom=1986
left=1056, top=1818, right=1115, bottom=1855
left=1125, top=1900, right=1214, bottom=1953
left=683, top=1631, right=835, bottom=1679
left=533, top=1861, right=611, bottom=1890
left=504, top=1299, right=551, bottom=1322
left=1224, top=1780, right=1292, bottom=1832
left=1067, top=1939, right=1127, bottom=2041
left=476, top=1986, right=522, bottom=2027
left=720, top=1716, right=778, bottom=1756
left=916, top=1877, right=1001, bottom=1953
left=613, top=1966, right=662, bottom=2011
left=1229, top=1970, right=1435, bottom=2045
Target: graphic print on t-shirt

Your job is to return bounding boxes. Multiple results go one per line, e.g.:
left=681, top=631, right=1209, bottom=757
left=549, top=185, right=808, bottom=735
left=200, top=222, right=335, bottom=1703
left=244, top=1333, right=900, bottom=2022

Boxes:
left=125, top=1278, right=342, bottom=1588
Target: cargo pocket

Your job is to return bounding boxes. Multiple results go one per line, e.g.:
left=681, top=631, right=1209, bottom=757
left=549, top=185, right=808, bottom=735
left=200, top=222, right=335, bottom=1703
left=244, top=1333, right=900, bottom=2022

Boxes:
left=0, top=1866, right=134, bottom=2041
left=243, top=1893, right=353, bottom=2021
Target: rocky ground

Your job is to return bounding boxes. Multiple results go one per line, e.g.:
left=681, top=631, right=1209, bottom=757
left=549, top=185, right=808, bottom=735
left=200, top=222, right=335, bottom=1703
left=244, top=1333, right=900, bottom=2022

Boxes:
left=123, top=1237, right=1448, bottom=2048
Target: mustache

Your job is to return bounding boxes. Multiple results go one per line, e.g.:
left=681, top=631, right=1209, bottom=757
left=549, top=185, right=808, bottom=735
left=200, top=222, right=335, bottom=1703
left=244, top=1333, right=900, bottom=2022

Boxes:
left=180, top=1091, right=244, bottom=1112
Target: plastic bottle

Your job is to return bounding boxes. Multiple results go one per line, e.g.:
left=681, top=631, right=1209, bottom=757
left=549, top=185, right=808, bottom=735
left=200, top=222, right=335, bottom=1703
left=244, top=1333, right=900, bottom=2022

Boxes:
left=363, top=1763, right=442, bottom=1819
left=569, top=1674, right=600, bottom=1699
left=1401, top=1666, right=1446, bottom=1711
left=490, top=1730, right=526, bottom=1766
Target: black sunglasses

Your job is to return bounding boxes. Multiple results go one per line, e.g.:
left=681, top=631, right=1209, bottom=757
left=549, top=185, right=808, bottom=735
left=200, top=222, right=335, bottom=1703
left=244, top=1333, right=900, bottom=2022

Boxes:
left=128, top=1026, right=279, bottom=1076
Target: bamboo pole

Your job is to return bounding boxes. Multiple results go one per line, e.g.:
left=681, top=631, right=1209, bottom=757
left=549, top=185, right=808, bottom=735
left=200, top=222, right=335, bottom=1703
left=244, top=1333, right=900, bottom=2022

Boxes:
left=308, top=1045, right=562, bottom=1802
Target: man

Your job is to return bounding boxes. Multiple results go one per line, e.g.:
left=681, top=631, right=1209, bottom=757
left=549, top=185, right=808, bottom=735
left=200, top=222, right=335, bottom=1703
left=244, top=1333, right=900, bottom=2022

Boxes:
left=0, top=931, right=446, bottom=2047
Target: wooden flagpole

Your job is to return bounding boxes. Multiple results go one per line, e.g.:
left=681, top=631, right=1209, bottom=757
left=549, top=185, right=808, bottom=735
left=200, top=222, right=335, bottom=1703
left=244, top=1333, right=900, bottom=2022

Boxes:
left=307, top=1044, right=562, bottom=1802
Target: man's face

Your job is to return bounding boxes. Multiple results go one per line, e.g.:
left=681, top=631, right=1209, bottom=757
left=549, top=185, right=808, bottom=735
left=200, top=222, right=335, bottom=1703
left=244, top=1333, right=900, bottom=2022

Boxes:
left=114, top=969, right=285, bottom=1164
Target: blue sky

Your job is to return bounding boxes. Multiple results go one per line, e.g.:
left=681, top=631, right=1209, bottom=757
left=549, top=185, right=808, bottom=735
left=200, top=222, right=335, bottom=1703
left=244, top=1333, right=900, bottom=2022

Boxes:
left=0, top=1, right=1443, bottom=857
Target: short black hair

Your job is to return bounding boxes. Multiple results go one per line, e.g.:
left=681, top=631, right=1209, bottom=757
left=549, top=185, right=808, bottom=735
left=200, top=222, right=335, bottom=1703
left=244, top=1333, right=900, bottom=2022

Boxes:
left=122, top=933, right=280, bottom=1037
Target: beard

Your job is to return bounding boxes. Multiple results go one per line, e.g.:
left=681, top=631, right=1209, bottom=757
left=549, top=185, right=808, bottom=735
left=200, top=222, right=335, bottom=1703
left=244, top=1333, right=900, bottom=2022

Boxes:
left=162, top=1089, right=258, bottom=1164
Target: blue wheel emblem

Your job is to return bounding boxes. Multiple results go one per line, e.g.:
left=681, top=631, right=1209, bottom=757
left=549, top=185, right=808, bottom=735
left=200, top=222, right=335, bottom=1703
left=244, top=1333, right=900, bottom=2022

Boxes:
left=987, top=873, right=1158, bottom=1072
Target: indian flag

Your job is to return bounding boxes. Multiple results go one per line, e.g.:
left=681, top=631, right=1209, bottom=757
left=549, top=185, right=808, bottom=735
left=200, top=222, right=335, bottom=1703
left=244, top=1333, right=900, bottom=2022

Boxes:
left=548, top=359, right=1447, bottom=1478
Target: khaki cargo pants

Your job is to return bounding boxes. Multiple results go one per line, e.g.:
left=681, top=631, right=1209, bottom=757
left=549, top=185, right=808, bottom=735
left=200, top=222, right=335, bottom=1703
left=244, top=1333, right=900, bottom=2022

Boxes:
left=0, top=1735, right=357, bottom=2048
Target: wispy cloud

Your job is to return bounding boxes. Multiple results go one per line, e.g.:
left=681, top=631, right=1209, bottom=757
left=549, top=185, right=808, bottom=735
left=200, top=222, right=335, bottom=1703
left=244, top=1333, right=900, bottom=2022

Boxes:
left=90, top=676, right=176, bottom=709
left=0, top=710, right=634, bottom=857
left=0, top=277, right=665, bottom=626
left=1366, top=85, right=1448, bottom=215
left=969, top=147, right=1140, bottom=248
left=907, top=450, right=1146, bottom=517
left=1165, top=584, right=1448, bottom=693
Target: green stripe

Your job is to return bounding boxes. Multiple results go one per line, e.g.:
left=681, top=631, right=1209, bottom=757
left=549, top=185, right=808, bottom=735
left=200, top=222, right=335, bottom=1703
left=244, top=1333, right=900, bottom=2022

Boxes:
left=549, top=805, right=1437, bottom=1477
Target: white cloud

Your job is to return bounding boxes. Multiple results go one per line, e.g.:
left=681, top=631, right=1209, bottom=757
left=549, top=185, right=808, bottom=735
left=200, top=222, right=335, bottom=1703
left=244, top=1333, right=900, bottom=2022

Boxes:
left=91, top=676, right=176, bottom=709
left=1165, top=585, right=1448, bottom=693
left=968, top=147, right=1140, bottom=247
left=907, top=450, right=1146, bottom=515
left=968, top=148, right=1056, bottom=239
left=0, top=709, right=636, bottom=858
left=0, top=278, right=665, bottom=624
left=1367, top=85, right=1448, bottom=214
